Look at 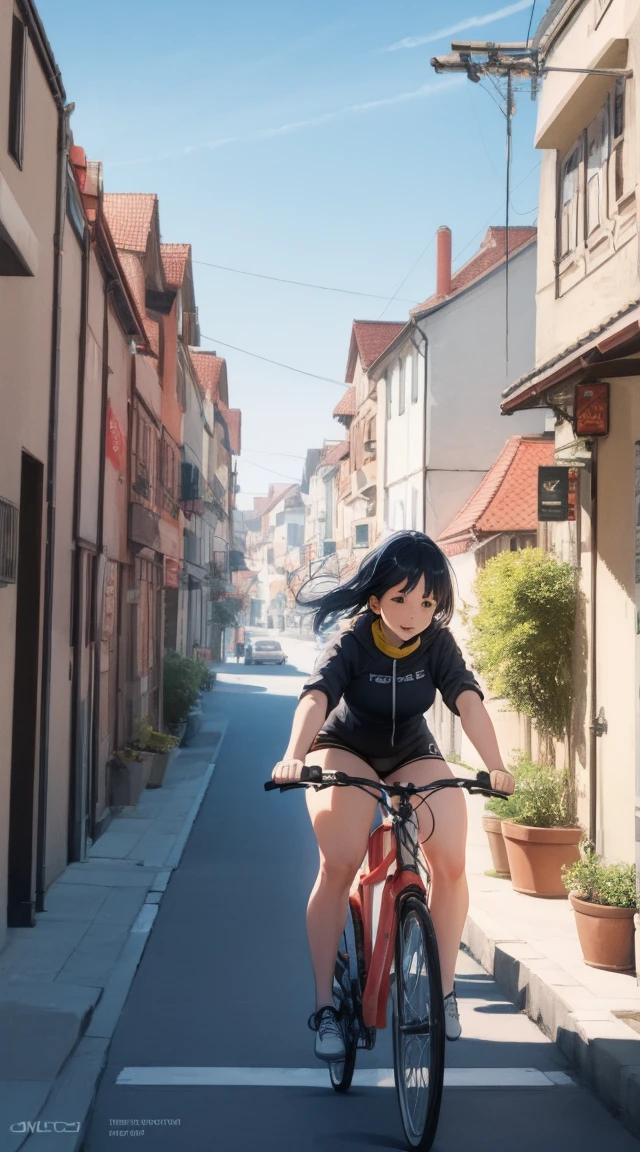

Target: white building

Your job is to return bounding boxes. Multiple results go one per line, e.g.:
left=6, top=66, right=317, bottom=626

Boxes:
left=368, top=226, right=549, bottom=543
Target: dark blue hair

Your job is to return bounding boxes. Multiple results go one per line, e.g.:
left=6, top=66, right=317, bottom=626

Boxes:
left=297, top=531, right=456, bottom=636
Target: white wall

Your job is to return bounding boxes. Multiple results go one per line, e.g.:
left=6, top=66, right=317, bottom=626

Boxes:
left=381, top=243, right=546, bottom=542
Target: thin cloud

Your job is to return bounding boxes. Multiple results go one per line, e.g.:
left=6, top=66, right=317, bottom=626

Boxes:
left=185, top=77, right=464, bottom=155
left=385, top=1, right=531, bottom=52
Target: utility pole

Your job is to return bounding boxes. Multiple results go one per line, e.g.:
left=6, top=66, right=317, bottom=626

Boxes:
left=430, top=41, right=632, bottom=376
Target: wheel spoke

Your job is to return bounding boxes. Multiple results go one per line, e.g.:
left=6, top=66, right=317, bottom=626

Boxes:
left=393, top=899, right=444, bottom=1148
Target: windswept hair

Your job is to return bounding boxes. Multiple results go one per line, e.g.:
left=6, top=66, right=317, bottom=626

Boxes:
left=296, top=531, right=456, bottom=636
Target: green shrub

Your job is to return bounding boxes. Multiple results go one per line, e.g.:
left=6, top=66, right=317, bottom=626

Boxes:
left=463, top=548, right=578, bottom=742
left=487, top=751, right=575, bottom=828
left=134, top=719, right=179, bottom=754
left=163, top=649, right=200, bottom=727
left=192, top=656, right=215, bottom=693
left=562, top=844, right=637, bottom=907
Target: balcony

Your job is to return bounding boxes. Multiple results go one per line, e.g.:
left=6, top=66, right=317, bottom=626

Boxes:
left=180, top=461, right=205, bottom=518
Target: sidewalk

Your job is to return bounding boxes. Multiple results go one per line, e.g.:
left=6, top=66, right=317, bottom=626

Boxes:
left=464, top=791, right=640, bottom=1137
left=2, top=687, right=227, bottom=1152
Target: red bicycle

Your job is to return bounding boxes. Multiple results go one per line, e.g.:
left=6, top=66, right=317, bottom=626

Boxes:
left=265, top=765, right=508, bottom=1151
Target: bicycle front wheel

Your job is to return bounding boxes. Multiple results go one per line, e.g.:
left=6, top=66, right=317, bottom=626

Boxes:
left=329, top=938, right=358, bottom=1092
left=392, top=895, right=445, bottom=1151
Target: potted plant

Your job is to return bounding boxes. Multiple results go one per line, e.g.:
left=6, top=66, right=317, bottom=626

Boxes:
left=133, top=720, right=179, bottom=790
left=163, top=649, right=200, bottom=742
left=483, top=792, right=511, bottom=878
left=498, top=755, right=582, bottom=897
left=562, top=846, right=637, bottom=972
left=108, top=745, right=154, bottom=807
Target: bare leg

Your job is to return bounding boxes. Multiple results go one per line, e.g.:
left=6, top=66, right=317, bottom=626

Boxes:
left=304, top=749, right=378, bottom=1010
left=384, top=758, right=468, bottom=997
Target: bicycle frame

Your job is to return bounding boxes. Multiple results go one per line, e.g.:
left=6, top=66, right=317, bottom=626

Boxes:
left=352, top=793, right=429, bottom=1030
left=264, top=766, right=510, bottom=1035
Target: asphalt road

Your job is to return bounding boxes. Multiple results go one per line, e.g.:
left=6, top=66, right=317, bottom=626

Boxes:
left=82, top=631, right=640, bottom=1151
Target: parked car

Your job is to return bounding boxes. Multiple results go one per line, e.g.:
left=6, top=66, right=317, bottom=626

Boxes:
left=246, top=639, right=286, bottom=666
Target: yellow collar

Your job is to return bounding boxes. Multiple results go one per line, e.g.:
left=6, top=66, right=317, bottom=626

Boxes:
left=371, top=618, right=421, bottom=659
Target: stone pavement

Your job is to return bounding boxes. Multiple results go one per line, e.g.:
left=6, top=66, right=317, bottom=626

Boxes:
left=464, top=787, right=640, bottom=1137
left=1, top=688, right=227, bottom=1152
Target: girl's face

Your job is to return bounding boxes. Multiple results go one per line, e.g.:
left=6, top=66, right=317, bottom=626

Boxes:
left=369, top=574, right=438, bottom=645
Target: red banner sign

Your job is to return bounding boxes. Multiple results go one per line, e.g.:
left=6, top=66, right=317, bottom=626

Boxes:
left=164, top=557, right=180, bottom=589
left=106, top=399, right=126, bottom=472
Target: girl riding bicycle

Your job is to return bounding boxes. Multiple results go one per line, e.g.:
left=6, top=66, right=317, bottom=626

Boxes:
left=271, top=530, right=514, bottom=1063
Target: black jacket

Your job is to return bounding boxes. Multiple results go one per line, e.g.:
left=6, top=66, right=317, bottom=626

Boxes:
left=300, top=612, right=483, bottom=757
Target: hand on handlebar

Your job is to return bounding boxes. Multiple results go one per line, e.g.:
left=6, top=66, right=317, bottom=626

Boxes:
left=489, top=769, right=515, bottom=796
left=271, top=758, right=305, bottom=784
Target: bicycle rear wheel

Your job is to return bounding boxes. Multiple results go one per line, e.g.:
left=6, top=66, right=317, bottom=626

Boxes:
left=392, top=895, right=445, bottom=1151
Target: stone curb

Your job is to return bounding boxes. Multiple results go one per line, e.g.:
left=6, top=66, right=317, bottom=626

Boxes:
left=18, top=722, right=228, bottom=1152
left=463, top=906, right=640, bottom=1138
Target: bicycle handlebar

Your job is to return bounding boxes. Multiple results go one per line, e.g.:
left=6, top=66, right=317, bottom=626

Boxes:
left=264, top=765, right=511, bottom=800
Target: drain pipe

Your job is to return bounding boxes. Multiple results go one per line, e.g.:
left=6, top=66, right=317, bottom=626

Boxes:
left=67, top=219, right=91, bottom=862
left=588, top=439, right=600, bottom=845
left=408, top=317, right=429, bottom=533
left=35, top=101, right=73, bottom=910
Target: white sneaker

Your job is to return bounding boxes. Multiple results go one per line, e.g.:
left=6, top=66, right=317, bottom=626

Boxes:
left=308, top=1006, right=346, bottom=1063
left=444, top=989, right=462, bottom=1041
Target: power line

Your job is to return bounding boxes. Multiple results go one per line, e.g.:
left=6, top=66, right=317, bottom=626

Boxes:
left=240, top=459, right=301, bottom=481
left=193, top=259, right=420, bottom=305
left=451, top=160, right=541, bottom=263
left=526, top=1, right=537, bottom=45
left=243, top=448, right=307, bottom=460
left=199, top=334, right=351, bottom=390
left=378, top=231, right=438, bottom=319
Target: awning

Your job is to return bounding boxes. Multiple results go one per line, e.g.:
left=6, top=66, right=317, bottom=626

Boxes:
left=502, top=302, right=640, bottom=415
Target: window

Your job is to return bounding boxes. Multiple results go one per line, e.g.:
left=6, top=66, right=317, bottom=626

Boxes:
left=8, top=16, right=27, bottom=168
left=613, top=76, right=627, bottom=201
left=586, top=103, right=609, bottom=236
left=287, top=522, right=303, bottom=547
left=411, top=349, right=419, bottom=404
left=354, top=523, right=369, bottom=548
left=386, top=373, right=392, bottom=420
left=557, top=81, right=629, bottom=271
left=559, top=143, right=581, bottom=258
left=411, top=488, right=418, bottom=530
left=398, top=358, right=406, bottom=416
left=595, top=0, right=614, bottom=26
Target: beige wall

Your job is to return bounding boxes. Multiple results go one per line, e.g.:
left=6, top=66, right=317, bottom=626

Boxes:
left=0, top=0, right=61, bottom=947
left=535, top=0, right=640, bottom=365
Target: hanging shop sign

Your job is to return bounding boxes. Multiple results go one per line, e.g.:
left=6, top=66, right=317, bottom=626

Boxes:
left=538, top=466, right=579, bottom=522
left=574, top=383, right=609, bottom=437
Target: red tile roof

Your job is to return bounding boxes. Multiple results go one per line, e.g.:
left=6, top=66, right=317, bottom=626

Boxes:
left=219, top=405, right=241, bottom=455
left=118, top=251, right=159, bottom=356
left=333, top=387, right=356, bottom=418
left=321, top=439, right=350, bottom=468
left=346, top=321, right=406, bottom=383
left=103, top=193, right=157, bottom=253
left=161, top=243, right=191, bottom=288
left=412, top=227, right=536, bottom=316
left=189, top=350, right=229, bottom=406
left=438, top=435, right=555, bottom=550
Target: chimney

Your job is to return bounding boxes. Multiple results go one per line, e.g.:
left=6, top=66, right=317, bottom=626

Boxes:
left=436, top=225, right=452, bottom=299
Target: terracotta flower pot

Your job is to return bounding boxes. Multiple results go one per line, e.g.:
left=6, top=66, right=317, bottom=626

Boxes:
left=482, top=814, right=510, bottom=877
left=501, top=821, right=582, bottom=897
left=569, top=892, right=636, bottom=972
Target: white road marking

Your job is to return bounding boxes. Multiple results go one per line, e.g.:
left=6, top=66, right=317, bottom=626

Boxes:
left=116, top=1066, right=571, bottom=1089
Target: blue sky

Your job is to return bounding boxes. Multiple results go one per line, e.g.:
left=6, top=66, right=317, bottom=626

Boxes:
left=37, top=0, right=542, bottom=508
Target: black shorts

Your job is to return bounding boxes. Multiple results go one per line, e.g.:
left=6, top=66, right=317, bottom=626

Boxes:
left=309, top=732, right=445, bottom=781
